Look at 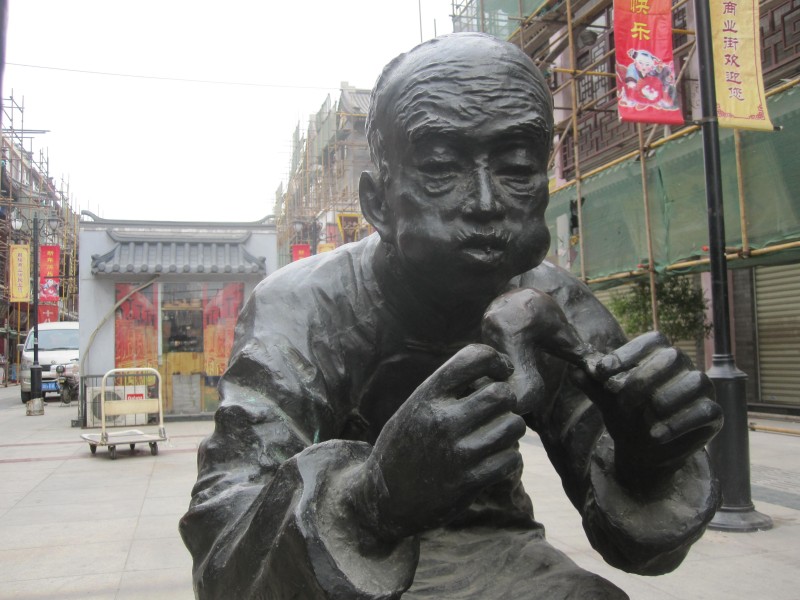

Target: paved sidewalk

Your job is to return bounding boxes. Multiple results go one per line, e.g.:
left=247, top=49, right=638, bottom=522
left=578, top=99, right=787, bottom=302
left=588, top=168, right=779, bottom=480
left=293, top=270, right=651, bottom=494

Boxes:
left=0, top=383, right=798, bottom=599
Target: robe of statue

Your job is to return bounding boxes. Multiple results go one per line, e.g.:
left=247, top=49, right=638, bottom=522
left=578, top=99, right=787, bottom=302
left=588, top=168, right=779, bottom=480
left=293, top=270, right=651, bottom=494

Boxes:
left=180, top=234, right=717, bottom=599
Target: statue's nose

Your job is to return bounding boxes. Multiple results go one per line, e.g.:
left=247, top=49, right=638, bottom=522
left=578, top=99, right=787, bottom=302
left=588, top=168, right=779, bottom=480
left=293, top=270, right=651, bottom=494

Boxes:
left=463, top=167, right=503, bottom=219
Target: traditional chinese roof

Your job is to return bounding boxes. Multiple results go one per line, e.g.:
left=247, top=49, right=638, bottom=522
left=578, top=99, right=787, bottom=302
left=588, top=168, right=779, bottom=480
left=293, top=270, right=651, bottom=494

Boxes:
left=81, top=208, right=273, bottom=278
left=90, top=230, right=267, bottom=276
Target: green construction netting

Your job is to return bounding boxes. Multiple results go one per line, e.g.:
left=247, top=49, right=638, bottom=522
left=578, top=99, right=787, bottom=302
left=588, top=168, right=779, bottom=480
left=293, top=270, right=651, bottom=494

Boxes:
left=546, top=86, right=800, bottom=286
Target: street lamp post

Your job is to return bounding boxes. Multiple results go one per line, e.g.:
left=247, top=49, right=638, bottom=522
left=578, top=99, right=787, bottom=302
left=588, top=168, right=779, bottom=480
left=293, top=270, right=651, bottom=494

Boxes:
left=11, top=209, right=60, bottom=405
left=692, top=0, right=773, bottom=532
left=29, top=214, right=41, bottom=403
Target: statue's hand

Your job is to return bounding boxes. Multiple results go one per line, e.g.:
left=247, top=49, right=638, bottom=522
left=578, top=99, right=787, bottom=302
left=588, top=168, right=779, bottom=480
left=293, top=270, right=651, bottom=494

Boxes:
left=482, top=288, right=591, bottom=414
left=575, top=332, right=723, bottom=486
left=481, top=289, right=722, bottom=488
left=353, top=344, right=526, bottom=542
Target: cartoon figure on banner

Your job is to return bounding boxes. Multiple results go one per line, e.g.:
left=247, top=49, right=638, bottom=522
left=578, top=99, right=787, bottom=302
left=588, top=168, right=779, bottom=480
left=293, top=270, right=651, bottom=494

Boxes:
left=619, top=49, right=679, bottom=111
left=39, top=278, right=60, bottom=303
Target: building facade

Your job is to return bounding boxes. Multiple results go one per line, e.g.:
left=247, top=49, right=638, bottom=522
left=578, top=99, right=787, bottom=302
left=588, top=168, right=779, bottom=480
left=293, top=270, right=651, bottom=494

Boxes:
left=1, top=94, right=80, bottom=381
left=452, top=0, right=800, bottom=412
left=274, top=84, right=374, bottom=265
left=78, top=212, right=278, bottom=417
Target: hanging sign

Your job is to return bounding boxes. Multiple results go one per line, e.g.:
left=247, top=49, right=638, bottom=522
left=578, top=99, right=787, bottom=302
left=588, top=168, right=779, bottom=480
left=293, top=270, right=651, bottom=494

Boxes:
left=711, top=0, right=773, bottom=130
left=38, top=305, right=59, bottom=324
left=291, top=244, right=311, bottom=262
left=38, top=245, right=60, bottom=303
left=614, top=0, right=684, bottom=125
left=10, top=244, right=30, bottom=303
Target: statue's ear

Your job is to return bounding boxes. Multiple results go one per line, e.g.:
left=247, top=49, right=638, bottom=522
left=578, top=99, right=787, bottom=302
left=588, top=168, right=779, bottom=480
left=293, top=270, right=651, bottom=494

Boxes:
left=359, top=171, right=393, bottom=240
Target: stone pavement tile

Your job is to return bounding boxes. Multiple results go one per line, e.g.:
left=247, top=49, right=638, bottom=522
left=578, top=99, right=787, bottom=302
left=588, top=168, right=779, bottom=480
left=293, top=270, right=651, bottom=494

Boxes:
left=116, top=567, right=193, bottom=600
left=124, top=537, right=193, bottom=572
left=144, top=475, right=196, bottom=501
left=22, top=481, right=148, bottom=508
left=0, top=488, right=33, bottom=510
left=2, top=496, right=144, bottom=526
left=140, top=491, right=192, bottom=519
left=32, top=469, right=150, bottom=492
left=134, top=515, right=183, bottom=541
left=0, top=572, right=122, bottom=600
left=637, top=552, right=799, bottom=600
left=0, top=517, right=138, bottom=551
left=0, top=539, right=130, bottom=582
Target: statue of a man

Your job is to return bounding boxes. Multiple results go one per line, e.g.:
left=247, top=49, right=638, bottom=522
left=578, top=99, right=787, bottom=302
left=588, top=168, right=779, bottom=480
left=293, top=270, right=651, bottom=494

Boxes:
left=180, top=32, right=722, bottom=599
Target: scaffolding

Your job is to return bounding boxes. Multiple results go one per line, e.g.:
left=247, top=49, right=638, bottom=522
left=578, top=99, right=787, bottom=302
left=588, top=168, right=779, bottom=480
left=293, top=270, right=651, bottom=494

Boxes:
left=274, top=84, right=374, bottom=266
left=451, top=0, right=800, bottom=306
left=1, top=93, right=81, bottom=381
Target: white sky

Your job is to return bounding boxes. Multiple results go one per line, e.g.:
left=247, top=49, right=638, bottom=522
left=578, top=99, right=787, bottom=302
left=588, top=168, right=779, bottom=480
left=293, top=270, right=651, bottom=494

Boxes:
left=3, top=0, right=454, bottom=222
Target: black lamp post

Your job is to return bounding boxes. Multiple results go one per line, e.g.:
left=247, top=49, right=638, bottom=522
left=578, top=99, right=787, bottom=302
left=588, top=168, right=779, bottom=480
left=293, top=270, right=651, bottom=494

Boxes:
left=12, top=209, right=60, bottom=403
left=692, top=0, right=773, bottom=532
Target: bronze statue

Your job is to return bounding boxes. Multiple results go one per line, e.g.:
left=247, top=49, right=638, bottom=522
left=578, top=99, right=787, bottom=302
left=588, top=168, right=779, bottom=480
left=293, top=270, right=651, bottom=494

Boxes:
left=180, top=32, right=722, bottom=599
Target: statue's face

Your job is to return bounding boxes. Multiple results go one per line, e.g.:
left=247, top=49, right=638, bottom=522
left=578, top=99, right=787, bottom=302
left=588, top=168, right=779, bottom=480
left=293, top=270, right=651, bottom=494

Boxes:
left=380, top=82, right=551, bottom=296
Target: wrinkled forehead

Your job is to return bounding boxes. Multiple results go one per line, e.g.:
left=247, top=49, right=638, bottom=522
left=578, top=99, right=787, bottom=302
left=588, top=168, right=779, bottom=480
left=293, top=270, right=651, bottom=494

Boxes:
left=377, top=37, right=553, bottom=150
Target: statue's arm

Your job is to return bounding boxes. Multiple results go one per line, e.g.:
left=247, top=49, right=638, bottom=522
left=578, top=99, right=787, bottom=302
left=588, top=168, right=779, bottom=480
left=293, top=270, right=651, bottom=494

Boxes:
left=541, top=378, right=719, bottom=576
left=179, top=295, right=417, bottom=599
left=499, top=269, right=721, bottom=575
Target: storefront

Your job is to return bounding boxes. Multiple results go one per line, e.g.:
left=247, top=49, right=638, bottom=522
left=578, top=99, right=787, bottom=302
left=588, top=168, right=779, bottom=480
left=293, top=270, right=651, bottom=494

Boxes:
left=79, top=212, right=278, bottom=416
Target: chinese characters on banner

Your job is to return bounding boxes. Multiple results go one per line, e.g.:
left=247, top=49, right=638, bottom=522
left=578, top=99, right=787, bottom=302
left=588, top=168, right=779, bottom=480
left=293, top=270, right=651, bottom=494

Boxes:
left=38, top=245, right=60, bottom=304
left=9, top=244, right=30, bottom=302
left=711, top=0, right=773, bottom=130
left=614, top=0, right=684, bottom=125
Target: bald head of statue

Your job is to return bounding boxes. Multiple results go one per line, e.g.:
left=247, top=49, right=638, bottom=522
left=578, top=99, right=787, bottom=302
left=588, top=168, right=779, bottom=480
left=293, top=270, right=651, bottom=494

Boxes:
left=360, top=33, right=555, bottom=302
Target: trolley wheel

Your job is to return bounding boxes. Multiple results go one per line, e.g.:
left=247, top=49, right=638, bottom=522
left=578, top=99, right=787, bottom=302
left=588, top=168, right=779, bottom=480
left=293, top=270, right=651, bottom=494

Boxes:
left=129, top=443, right=136, bottom=451
left=109, top=445, right=117, bottom=460
left=149, top=442, right=158, bottom=456
left=89, top=444, right=97, bottom=455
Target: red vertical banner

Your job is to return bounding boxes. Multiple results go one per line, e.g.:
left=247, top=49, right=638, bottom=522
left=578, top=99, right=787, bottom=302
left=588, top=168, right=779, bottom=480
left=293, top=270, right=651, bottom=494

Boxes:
left=614, top=0, right=684, bottom=125
left=38, top=305, right=59, bottom=324
left=291, top=244, right=311, bottom=262
left=38, top=245, right=60, bottom=303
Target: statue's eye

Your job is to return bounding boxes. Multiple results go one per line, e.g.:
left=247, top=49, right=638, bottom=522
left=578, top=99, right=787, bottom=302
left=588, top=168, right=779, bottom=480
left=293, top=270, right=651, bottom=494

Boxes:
left=495, top=164, right=535, bottom=179
left=418, top=160, right=460, bottom=178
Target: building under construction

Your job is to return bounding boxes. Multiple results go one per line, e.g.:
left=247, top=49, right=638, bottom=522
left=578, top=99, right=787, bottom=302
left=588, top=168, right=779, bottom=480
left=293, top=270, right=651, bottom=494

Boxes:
left=274, top=84, right=373, bottom=266
left=1, top=94, right=80, bottom=380
left=452, top=0, right=800, bottom=412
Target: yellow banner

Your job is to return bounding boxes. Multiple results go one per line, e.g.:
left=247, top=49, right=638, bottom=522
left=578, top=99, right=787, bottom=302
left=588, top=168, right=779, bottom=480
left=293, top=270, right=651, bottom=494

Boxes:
left=711, top=0, right=773, bottom=130
left=10, top=244, right=30, bottom=303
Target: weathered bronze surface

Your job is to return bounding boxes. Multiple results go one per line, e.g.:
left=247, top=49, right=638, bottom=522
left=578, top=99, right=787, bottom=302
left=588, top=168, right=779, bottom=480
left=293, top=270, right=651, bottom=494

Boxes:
left=180, top=32, right=722, bottom=599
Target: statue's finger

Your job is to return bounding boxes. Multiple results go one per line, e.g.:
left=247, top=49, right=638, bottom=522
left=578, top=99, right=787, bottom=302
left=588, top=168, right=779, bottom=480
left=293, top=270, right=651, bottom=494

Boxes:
left=446, top=381, right=517, bottom=426
left=432, top=344, right=514, bottom=396
left=652, top=370, right=715, bottom=418
left=456, top=412, right=526, bottom=459
left=595, top=331, right=670, bottom=380
left=649, top=398, right=723, bottom=445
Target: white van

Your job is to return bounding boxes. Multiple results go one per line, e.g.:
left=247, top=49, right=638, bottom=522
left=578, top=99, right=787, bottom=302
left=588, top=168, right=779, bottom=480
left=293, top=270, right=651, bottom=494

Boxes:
left=18, top=321, right=80, bottom=403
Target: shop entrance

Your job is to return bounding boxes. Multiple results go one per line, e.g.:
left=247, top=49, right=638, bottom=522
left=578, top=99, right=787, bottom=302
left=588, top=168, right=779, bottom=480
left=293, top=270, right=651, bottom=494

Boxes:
left=161, top=305, right=204, bottom=413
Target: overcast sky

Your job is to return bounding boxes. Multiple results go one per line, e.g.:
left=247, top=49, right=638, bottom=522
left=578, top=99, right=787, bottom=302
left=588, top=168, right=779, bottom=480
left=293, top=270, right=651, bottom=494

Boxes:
left=3, top=1, right=454, bottom=222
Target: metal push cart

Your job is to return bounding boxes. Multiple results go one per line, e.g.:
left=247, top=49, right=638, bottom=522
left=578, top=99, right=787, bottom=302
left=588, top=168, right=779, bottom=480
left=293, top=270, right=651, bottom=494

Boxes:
left=80, top=367, right=167, bottom=460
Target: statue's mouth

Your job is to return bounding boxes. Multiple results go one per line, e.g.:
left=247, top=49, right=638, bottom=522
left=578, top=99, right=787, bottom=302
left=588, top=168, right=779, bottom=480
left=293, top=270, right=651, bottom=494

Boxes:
left=457, top=229, right=510, bottom=264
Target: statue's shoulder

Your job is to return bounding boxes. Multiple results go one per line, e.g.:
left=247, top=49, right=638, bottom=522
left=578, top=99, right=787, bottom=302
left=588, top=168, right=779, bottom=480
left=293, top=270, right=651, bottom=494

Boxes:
left=252, top=235, right=378, bottom=302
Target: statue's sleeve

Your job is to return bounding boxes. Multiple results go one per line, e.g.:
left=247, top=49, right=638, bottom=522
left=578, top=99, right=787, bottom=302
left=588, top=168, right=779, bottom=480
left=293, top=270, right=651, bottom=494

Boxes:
left=179, top=289, right=418, bottom=599
left=521, top=268, right=718, bottom=576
